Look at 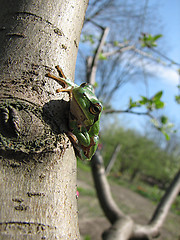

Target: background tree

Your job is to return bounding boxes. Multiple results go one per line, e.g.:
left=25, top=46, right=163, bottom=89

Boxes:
left=101, top=125, right=179, bottom=185
left=91, top=151, right=180, bottom=240
left=0, top=0, right=88, bottom=239
left=78, top=0, right=163, bottom=96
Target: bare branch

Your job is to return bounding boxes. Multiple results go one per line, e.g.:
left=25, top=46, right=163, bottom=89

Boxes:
left=102, top=42, right=174, bottom=66
left=91, top=151, right=124, bottom=224
left=105, top=144, right=121, bottom=176
left=150, top=47, right=180, bottom=67
left=103, top=217, right=134, bottom=240
left=91, top=151, right=135, bottom=240
left=85, top=0, right=114, bottom=24
left=87, top=27, right=110, bottom=86
left=149, top=169, right=180, bottom=232
left=103, top=108, right=151, bottom=116
left=131, top=169, right=180, bottom=239
left=103, top=45, right=135, bottom=58
left=91, top=151, right=180, bottom=239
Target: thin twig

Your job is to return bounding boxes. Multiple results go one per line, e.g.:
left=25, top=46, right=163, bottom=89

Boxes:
left=103, top=108, right=152, bottom=117
left=103, top=45, right=135, bottom=58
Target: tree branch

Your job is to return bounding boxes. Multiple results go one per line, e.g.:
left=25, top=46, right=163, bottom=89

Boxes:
left=103, top=108, right=152, bottom=117
left=132, top=170, right=180, bottom=238
left=87, top=27, right=110, bottom=86
left=105, top=144, right=121, bottom=176
left=91, top=151, right=123, bottom=224
left=99, top=39, right=180, bottom=68
left=91, top=151, right=180, bottom=240
left=103, top=45, right=134, bottom=58
left=103, top=217, right=134, bottom=240
left=150, top=47, right=180, bottom=67
left=91, top=151, right=134, bottom=240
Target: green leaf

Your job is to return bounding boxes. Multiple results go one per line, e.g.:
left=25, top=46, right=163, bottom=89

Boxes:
left=98, top=52, right=107, bottom=60
left=152, top=91, right=163, bottom=101
left=153, top=34, right=163, bottom=41
left=151, top=42, right=157, bottom=47
left=141, top=43, right=146, bottom=48
left=151, top=91, right=164, bottom=109
left=93, top=82, right=98, bottom=88
left=139, top=96, right=149, bottom=105
left=113, top=41, right=119, bottom=46
left=129, top=98, right=140, bottom=108
left=154, top=100, right=164, bottom=109
left=161, top=131, right=170, bottom=141
left=81, top=34, right=95, bottom=44
left=140, top=33, right=162, bottom=48
left=175, top=95, right=180, bottom=104
left=160, top=115, right=168, bottom=124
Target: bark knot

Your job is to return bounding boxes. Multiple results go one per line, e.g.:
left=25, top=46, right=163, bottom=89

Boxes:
left=0, top=98, right=64, bottom=155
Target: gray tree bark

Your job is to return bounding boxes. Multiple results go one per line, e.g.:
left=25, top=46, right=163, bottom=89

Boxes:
left=0, top=0, right=88, bottom=239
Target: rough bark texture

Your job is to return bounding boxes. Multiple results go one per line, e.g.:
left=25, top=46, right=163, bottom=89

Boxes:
left=0, top=0, right=88, bottom=239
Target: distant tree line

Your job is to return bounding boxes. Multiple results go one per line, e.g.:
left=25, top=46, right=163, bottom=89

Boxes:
left=101, top=124, right=179, bottom=188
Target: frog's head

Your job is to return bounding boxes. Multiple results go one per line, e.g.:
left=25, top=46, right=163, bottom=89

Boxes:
left=70, top=83, right=102, bottom=126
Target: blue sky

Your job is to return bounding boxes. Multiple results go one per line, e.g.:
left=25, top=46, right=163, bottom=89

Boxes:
left=152, top=0, right=180, bottom=124
left=116, top=0, right=180, bottom=133
left=160, top=0, right=180, bottom=62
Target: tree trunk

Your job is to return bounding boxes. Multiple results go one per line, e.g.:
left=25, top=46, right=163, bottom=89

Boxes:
left=0, top=0, right=88, bottom=239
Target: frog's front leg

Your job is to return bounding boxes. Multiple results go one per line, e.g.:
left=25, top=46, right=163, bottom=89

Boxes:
left=56, top=65, right=66, bottom=79
left=76, top=130, right=90, bottom=147
left=46, top=66, right=68, bottom=89
left=69, top=121, right=91, bottom=147
left=67, top=131, right=89, bottom=161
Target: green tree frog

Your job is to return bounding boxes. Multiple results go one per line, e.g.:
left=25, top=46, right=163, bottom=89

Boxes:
left=46, top=66, right=102, bottom=160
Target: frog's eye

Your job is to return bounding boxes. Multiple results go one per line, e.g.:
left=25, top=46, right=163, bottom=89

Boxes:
left=89, top=103, right=102, bottom=115
left=80, top=83, right=88, bottom=87
left=80, top=83, right=94, bottom=92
